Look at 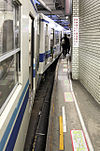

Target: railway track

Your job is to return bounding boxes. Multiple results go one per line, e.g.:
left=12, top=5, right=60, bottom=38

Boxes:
left=24, top=59, right=58, bottom=151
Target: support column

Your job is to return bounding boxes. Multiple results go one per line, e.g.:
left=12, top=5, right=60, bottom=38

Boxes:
left=72, top=0, right=79, bottom=79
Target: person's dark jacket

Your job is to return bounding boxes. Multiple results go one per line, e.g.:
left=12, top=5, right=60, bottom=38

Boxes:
left=62, top=36, right=70, bottom=49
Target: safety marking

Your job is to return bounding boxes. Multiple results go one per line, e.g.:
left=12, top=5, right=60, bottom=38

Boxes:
left=53, top=104, right=54, bottom=113
left=62, top=63, right=67, bottom=66
left=36, top=133, right=45, bottom=136
left=69, top=79, right=94, bottom=151
left=63, top=64, right=67, bottom=68
left=63, top=68, right=68, bottom=72
left=70, top=130, right=89, bottom=151
left=61, top=61, right=66, bottom=64
left=64, top=92, right=73, bottom=102
left=62, top=106, right=67, bottom=132
left=58, top=75, right=65, bottom=80
left=58, top=75, right=68, bottom=81
left=63, top=79, right=69, bottom=86
left=32, top=135, right=37, bottom=151
left=59, top=116, right=64, bottom=150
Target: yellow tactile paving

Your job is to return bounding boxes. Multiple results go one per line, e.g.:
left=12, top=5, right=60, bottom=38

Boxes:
left=59, top=116, right=64, bottom=150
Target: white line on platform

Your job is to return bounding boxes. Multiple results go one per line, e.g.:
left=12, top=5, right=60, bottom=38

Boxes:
left=62, top=106, right=67, bottom=132
left=69, top=78, right=94, bottom=151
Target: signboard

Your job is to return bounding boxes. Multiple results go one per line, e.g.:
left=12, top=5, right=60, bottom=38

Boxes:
left=65, top=0, right=72, bottom=15
left=73, top=17, right=79, bottom=47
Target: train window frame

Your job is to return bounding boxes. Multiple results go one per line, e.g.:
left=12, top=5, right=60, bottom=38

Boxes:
left=0, top=0, right=21, bottom=115
left=50, top=28, right=54, bottom=58
left=45, top=24, right=48, bottom=64
left=55, top=30, right=59, bottom=45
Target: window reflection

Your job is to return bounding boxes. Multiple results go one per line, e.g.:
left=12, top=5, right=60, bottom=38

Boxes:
left=0, top=0, right=13, bottom=11
left=0, top=0, right=20, bottom=112
left=3, top=20, right=14, bottom=53
left=50, top=29, right=54, bottom=58
left=50, top=29, right=54, bottom=49
left=0, top=0, right=20, bottom=55
left=55, top=30, right=59, bottom=44
left=0, top=56, right=17, bottom=108
left=15, top=4, right=20, bottom=49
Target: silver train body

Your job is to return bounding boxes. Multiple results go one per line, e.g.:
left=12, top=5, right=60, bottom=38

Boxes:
left=0, top=0, right=65, bottom=150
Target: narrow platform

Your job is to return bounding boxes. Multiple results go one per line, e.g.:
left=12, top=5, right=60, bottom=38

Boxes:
left=46, top=56, right=100, bottom=151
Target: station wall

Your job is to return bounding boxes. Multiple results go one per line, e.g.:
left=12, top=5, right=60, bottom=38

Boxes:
left=72, top=0, right=100, bottom=103
left=79, top=0, right=100, bottom=103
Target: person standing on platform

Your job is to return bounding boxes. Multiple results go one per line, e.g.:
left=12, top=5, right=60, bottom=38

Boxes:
left=61, top=34, right=70, bottom=58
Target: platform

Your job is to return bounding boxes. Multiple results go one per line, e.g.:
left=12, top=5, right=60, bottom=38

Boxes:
left=46, top=55, right=100, bottom=151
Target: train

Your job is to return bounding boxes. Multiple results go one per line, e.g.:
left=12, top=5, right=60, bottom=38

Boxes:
left=0, top=0, right=66, bottom=150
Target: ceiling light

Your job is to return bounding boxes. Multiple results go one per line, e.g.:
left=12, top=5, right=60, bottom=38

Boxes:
left=66, top=16, right=68, bottom=19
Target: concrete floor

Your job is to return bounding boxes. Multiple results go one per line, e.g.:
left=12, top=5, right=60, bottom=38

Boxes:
left=46, top=56, right=100, bottom=151
left=72, top=80, right=100, bottom=151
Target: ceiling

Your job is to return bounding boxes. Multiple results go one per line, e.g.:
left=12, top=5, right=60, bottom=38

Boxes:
left=34, top=0, right=71, bottom=30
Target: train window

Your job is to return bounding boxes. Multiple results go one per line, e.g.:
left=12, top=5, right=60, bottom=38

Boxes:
left=45, top=24, right=48, bottom=64
left=0, top=0, right=21, bottom=113
left=0, top=0, right=20, bottom=55
left=60, top=31, right=62, bottom=40
left=15, top=3, right=20, bottom=49
left=0, top=56, right=18, bottom=109
left=50, top=29, right=54, bottom=51
left=55, top=30, right=59, bottom=44
left=45, top=24, right=48, bottom=51
left=36, top=17, right=41, bottom=71
left=50, top=29, right=54, bottom=58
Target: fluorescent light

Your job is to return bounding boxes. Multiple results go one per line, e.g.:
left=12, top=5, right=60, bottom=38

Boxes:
left=66, top=16, right=68, bottom=19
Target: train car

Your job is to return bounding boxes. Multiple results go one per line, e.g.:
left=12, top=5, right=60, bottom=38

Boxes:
left=0, top=0, right=39, bottom=151
left=0, top=1, right=66, bottom=151
left=38, top=13, right=65, bottom=74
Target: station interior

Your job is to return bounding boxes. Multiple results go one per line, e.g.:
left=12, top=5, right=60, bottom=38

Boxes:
left=0, top=0, right=100, bottom=151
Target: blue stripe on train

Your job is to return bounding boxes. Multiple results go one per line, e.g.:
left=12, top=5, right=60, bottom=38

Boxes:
left=40, top=19, right=49, bottom=23
left=5, top=88, right=29, bottom=151
left=30, top=0, right=37, bottom=12
left=46, top=54, right=50, bottom=58
left=46, top=50, right=51, bottom=58
left=33, top=64, right=35, bottom=77
left=33, top=69, right=35, bottom=77
left=0, top=80, right=29, bottom=151
left=39, top=53, right=45, bottom=62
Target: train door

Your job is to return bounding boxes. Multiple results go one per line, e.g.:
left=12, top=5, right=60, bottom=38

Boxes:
left=60, top=31, right=62, bottom=51
left=50, top=28, right=54, bottom=59
left=45, top=24, right=48, bottom=64
left=29, top=15, right=34, bottom=99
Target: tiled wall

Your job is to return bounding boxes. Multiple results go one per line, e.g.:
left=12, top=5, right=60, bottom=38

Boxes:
left=79, top=0, right=100, bottom=103
left=72, top=0, right=79, bottom=79
left=72, top=0, right=100, bottom=103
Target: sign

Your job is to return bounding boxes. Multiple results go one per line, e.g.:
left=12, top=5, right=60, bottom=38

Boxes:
left=64, top=92, right=73, bottom=102
left=71, top=130, right=89, bottom=151
left=65, top=0, right=72, bottom=15
left=73, top=17, right=79, bottom=47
